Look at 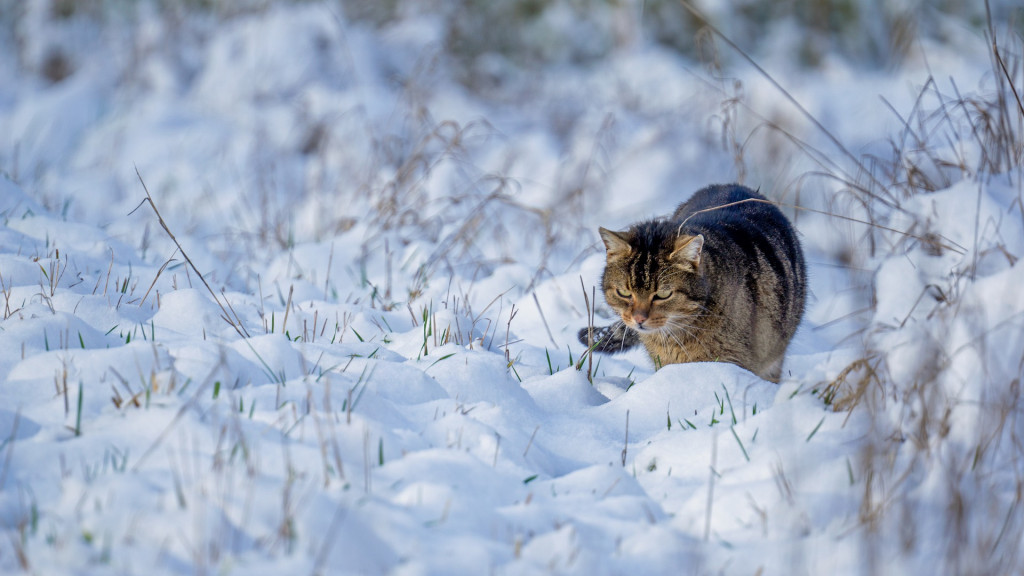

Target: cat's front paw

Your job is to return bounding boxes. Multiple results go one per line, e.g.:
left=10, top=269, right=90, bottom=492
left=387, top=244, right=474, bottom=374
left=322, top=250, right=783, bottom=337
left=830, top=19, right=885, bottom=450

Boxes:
left=578, top=321, right=641, bottom=353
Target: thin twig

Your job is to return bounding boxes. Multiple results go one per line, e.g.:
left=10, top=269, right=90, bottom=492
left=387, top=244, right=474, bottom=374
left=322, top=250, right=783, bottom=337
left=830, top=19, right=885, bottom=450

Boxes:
left=523, top=425, right=540, bottom=458
left=139, top=248, right=178, bottom=308
left=677, top=197, right=966, bottom=255
left=133, top=166, right=249, bottom=338
left=987, top=0, right=1024, bottom=119
left=704, top=432, right=718, bottom=541
left=281, top=285, right=294, bottom=337
left=324, top=242, right=335, bottom=301
left=677, top=0, right=896, bottom=208
left=588, top=286, right=595, bottom=379
left=621, top=409, right=630, bottom=467
left=504, top=304, right=519, bottom=363
left=532, top=292, right=558, bottom=347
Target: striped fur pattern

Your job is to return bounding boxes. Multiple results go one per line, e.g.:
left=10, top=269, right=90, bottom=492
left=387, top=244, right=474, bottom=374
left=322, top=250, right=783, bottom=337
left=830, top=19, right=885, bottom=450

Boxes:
left=578, top=184, right=806, bottom=382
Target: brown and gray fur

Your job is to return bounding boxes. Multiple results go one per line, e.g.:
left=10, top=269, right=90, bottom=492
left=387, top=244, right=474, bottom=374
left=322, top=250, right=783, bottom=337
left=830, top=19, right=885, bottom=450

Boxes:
left=578, top=184, right=806, bottom=383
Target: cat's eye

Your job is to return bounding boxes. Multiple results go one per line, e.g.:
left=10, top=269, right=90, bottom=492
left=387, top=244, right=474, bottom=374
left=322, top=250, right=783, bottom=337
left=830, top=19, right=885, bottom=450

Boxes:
left=615, top=288, right=633, bottom=299
left=653, top=290, right=673, bottom=301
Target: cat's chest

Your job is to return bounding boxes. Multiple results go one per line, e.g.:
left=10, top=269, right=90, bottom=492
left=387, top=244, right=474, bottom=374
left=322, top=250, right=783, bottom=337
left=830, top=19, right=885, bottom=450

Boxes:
left=639, top=329, right=720, bottom=365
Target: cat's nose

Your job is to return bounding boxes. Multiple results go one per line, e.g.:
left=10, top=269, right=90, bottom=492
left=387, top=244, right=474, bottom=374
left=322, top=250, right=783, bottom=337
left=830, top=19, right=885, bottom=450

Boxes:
left=633, top=311, right=648, bottom=326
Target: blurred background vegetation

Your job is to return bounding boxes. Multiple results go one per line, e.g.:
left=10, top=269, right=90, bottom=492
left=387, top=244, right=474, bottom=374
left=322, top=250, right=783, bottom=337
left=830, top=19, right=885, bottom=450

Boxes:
left=4, top=0, right=1021, bottom=88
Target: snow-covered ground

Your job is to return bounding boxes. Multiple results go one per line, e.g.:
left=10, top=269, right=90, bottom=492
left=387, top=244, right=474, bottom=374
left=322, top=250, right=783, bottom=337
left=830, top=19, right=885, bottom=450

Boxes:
left=1, top=2, right=1022, bottom=574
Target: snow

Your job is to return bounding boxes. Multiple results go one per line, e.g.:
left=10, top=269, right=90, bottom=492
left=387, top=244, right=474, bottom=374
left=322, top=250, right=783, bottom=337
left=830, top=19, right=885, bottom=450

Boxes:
left=1, top=2, right=1023, bottom=574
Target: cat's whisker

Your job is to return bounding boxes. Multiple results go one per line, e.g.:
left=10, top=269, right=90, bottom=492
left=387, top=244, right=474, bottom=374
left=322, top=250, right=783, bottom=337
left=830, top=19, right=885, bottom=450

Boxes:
left=659, top=320, right=715, bottom=361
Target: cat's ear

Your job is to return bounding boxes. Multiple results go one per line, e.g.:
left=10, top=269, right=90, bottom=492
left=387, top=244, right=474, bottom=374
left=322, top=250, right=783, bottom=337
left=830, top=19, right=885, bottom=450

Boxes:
left=599, top=228, right=632, bottom=259
left=670, top=234, right=704, bottom=272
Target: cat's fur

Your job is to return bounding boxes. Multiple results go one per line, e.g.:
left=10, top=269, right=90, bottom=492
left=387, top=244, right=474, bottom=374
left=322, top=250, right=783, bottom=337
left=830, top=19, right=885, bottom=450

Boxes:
left=578, top=184, right=806, bottom=383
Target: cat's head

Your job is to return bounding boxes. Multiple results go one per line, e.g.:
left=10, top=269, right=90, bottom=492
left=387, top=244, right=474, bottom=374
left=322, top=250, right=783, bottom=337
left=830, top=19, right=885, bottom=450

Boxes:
left=599, top=223, right=704, bottom=333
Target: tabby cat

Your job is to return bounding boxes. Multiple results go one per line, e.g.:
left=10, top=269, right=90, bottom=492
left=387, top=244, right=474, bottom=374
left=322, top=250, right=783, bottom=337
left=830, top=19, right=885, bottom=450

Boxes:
left=578, top=184, right=806, bottom=383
